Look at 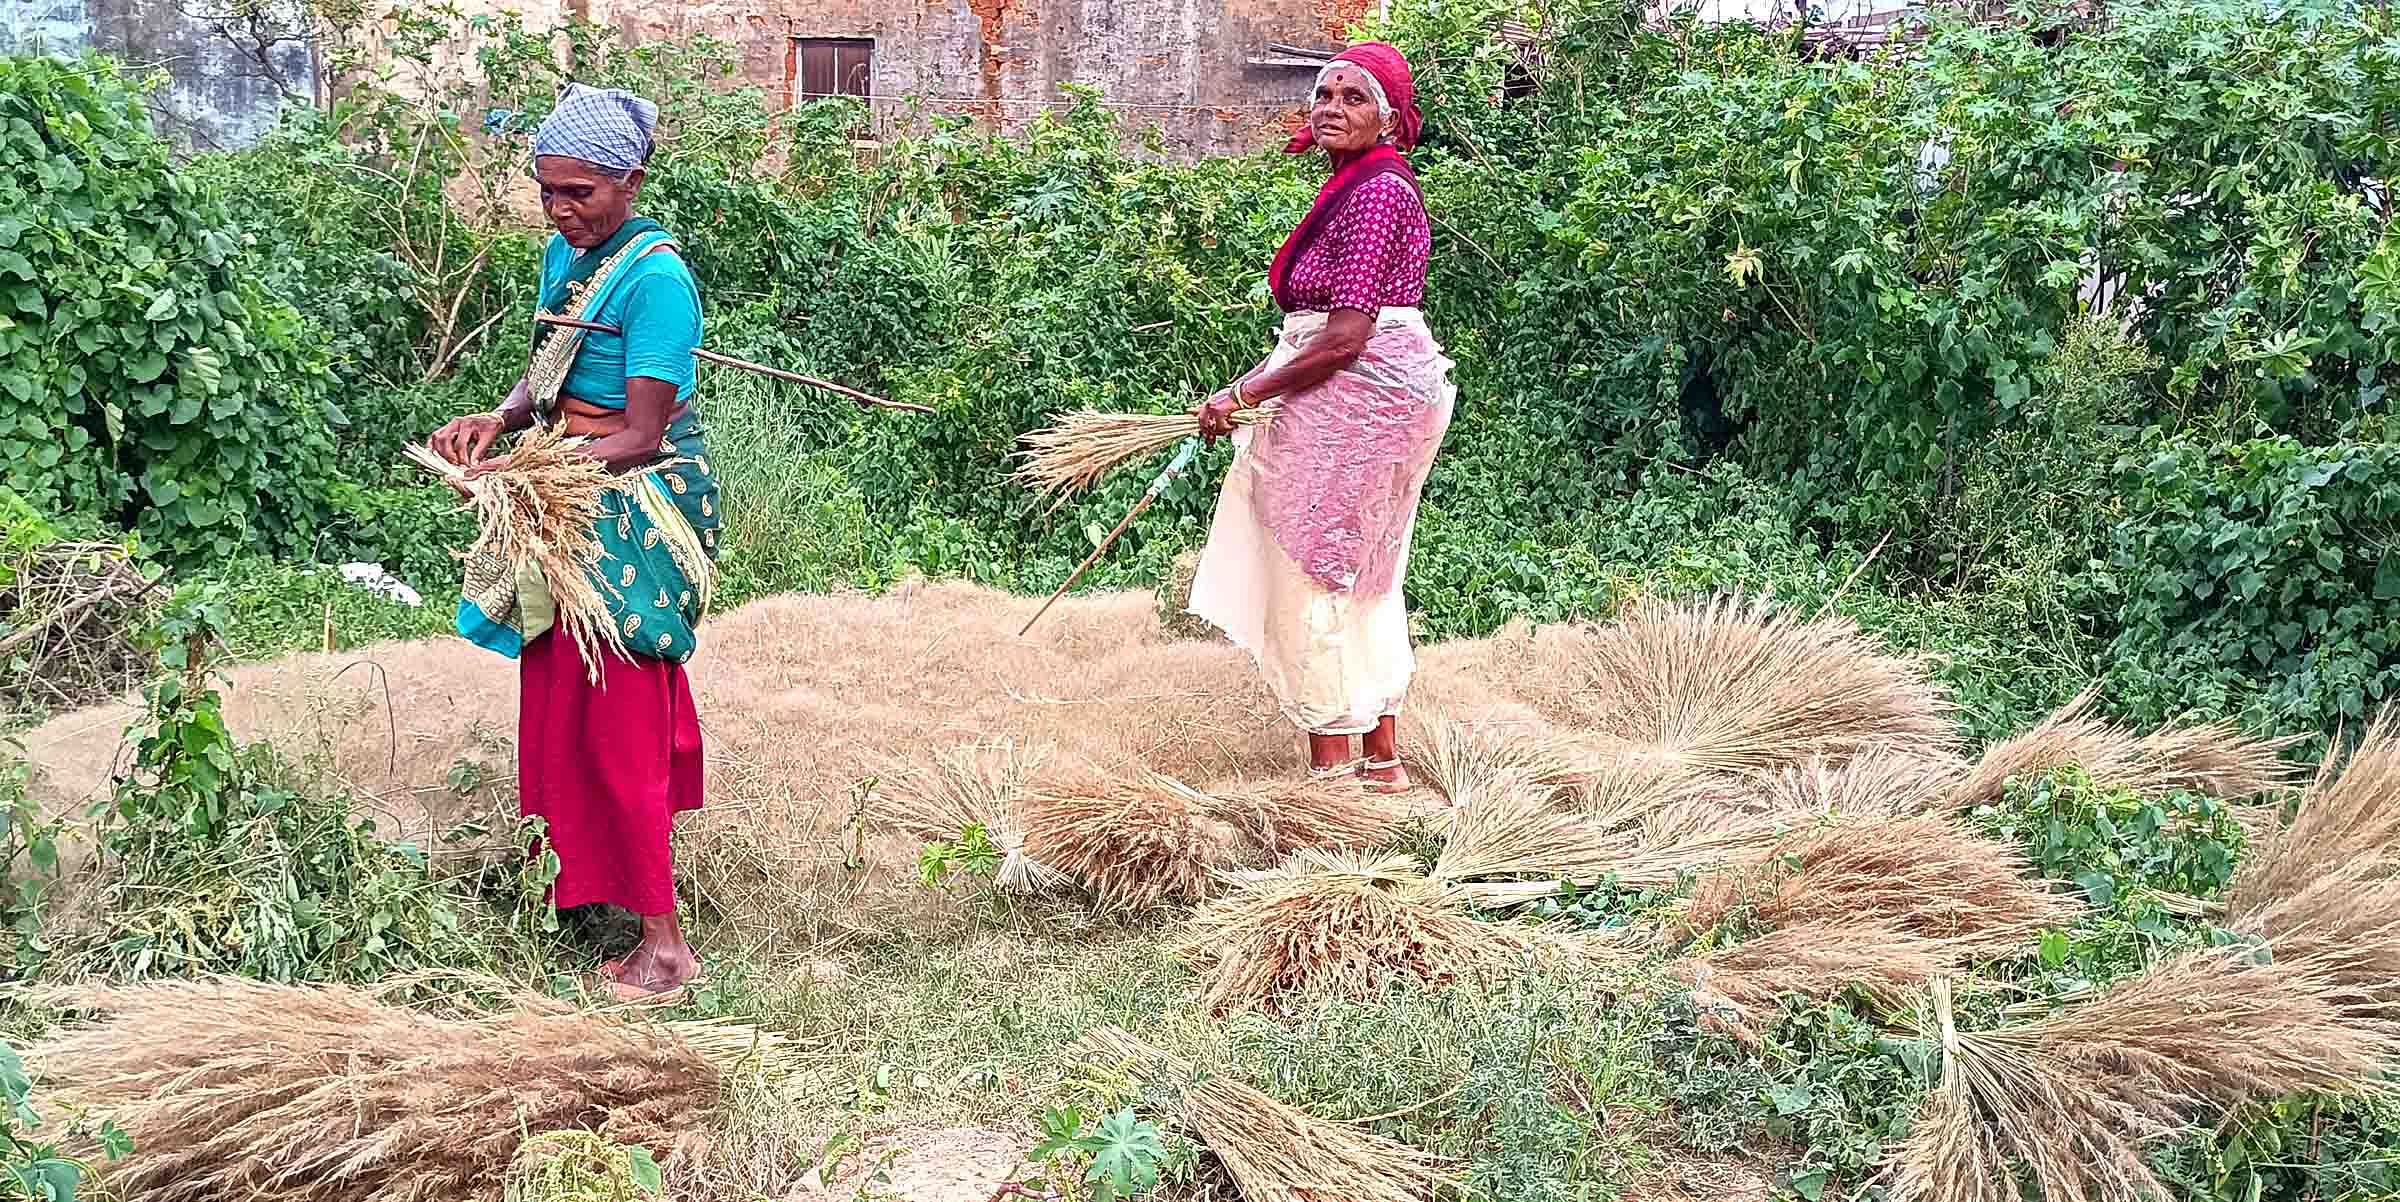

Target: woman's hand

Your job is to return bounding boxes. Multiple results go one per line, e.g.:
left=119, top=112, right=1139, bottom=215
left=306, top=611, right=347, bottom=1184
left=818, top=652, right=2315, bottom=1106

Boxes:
left=430, top=412, right=506, bottom=468
left=1194, top=390, right=1241, bottom=444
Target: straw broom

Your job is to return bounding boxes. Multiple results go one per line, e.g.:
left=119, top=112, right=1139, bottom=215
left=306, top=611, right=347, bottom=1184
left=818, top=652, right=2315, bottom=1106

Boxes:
left=405, top=426, right=631, bottom=678
left=28, top=977, right=802, bottom=1202
left=873, top=741, right=1071, bottom=893
left=1076, top=1024, right=1458, bottom=1202
left=1011, top=404, right=1275, bottom=507
left=1944, top=687, right=2304, bottom=812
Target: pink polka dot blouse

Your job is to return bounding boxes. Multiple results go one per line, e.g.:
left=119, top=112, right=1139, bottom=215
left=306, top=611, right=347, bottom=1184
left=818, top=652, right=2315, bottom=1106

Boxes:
left=1278, top=173, right=1432, bottom=315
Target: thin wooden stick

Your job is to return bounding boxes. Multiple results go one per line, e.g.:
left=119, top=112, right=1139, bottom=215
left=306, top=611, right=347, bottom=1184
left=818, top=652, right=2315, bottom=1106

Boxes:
left=531, top=313, right=928, bottom=414
left=1017, top=438, right=1201, bottom=639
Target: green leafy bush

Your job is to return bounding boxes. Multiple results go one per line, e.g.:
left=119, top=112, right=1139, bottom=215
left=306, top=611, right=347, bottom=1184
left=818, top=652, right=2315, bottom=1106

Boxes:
left=0, top=55, right=337, bottom=563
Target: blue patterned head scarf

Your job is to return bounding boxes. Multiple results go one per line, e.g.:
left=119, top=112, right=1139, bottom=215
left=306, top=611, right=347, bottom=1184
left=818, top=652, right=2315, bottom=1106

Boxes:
left=533, top=84, right=659, bottom=176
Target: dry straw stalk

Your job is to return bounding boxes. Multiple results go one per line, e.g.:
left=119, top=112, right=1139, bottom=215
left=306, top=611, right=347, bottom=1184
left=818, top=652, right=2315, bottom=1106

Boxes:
left=872, top=740, right=1070, bottom=892
left=1180, top=850, right=1601, bottom=1014
left=1011, top=405, right=1274, bottom=507
left=1895, top=952, right=2400, bottom=1202
left=405, top=426, right=633, bottom=676
left=1077, top=1023, right=1457, bottom=1202
left=1946, top=687, right=2303, bottom=811
left=1561, top=594, right=1959, bottom=778
left=2225, top=713, right=2400, bottom=1008
left=29, top=978, right=792, bottom=1202
left=1021, top=770, right=1246, bottom=910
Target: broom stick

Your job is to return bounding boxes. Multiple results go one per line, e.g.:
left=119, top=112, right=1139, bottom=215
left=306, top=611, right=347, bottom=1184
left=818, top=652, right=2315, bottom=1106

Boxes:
left=531, top=313, right=932, bottom=415
left=1017, top=437, right=1201, bottom=638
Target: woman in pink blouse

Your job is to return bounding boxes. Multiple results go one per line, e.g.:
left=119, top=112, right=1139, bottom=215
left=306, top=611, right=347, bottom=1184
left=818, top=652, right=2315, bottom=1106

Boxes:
left=1190, top=42, right=1456, bottom=793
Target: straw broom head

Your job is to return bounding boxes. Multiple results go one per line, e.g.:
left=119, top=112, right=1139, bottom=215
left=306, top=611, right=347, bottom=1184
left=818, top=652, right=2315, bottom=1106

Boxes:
left=28, top=977, right=781, bottom=1202
left=1565, top=594, right=1958, bottom=778
left=1076, top=1024, right=1458, bottom=1202
left=1675, top=919, right=1965, bottom=1025
left=1010, top=405, right=1274, bottom=507
left=1201, top=776, right=1404, bottom=860
left=406, top=426, right=633, bottom=677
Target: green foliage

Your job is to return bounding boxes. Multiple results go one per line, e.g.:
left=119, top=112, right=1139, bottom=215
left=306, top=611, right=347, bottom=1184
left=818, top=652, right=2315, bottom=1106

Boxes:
left=0, top=55, right=336, bottom=564
left=916, top=823, right=1002, bottom=889
left=66, top=584, right=561, bottom=982
left=0, top=745, right=61, bottom=976
left=0, top=1044, right=124, bottom=1202
left=1026, top=1105, right=1168, bottom=1202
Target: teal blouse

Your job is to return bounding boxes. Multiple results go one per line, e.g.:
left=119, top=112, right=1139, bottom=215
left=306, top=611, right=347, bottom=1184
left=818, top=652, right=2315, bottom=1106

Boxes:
left=538, top=232, right=703, bottom=409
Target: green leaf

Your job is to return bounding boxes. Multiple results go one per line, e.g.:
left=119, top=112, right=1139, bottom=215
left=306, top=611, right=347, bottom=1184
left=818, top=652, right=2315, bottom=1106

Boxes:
left=2039, top=928, right=2070, bottom=967
left=145, top=290, right=178, bottom=322
left=1084, top=1108, right=1165, bottom=1202
left=1766, top=1082, right=1813, bottom=1116
left=2074, top=870, right=2116, bottom=910
left=1790, top=1169, right=1828, bottom=1202
left=626, top=1147, right=662, bottom=1194
left=126, top=350, right=167, bottom=384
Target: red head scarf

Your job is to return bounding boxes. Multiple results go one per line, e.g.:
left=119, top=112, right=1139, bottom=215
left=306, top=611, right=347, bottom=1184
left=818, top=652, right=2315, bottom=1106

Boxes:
left=1284, top=41, right=1424, bottom=155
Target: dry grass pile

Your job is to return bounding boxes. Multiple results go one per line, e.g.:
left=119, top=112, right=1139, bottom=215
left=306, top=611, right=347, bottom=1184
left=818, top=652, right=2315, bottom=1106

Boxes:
left=1946, top=688, right=2302, bottom=811
left=1179, top=851, right=1596, bottom=1014
left=872, top=740, right=1067, bottom=892
left=26, top=978, right=792, bottom=1202
left=1011, top=406, right=1274, bottom=506
left=1895, top=959, right=2400, bottom=1202
left=406, top=427, right=634, bottom=678
left=1677, top=816, right=2076, bottom=955
left=1755, top=749, right=1969, bottom=820
left=1077, top=1023, right=1457, bottom=1202
left=1429, top=783, right=1618, bottom=902
left=1021, top=770, right=1246, bottom=910
left=1542, top=594, right=1958, bottom=777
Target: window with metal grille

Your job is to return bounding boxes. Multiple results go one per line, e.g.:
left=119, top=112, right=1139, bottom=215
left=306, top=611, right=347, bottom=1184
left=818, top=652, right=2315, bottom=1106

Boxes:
left=793, top=38, right=873, bottom=101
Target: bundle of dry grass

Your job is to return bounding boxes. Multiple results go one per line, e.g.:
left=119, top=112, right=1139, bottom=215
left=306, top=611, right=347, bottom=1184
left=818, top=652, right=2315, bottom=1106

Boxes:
left=872, top=740, right=1068, bottom=892
left=1409, top=718, right=1574, bottom=810
left=1430, top=781, right=1616, bottom=888
left=1556, top=595, right=1958, bottom=778
left=1756, top=749, right=1969, bottom=820
left=1179, top=851, right=1589, bottom=1014
left=1945, top=688, right=2303, bottom=811
left=1011, top=406, right=1274, bottom=506
left=406, top=427, right=630, bottom=674
left=1676, top=816, right=2076, bottom=956
left=28, top=978, right=791, bottom=1202
left=1895, top=956, right=2400, bottom=1202
left=1022, top=770, right=1246, bottom=910
left=1077, top=1024, right=1457, bottom=1202
left=2227, top=712, right=2400, bottom=914
left=1203, top=777, right=1404, bottom=859
left=1676, top=920, right=1964, bottom=1034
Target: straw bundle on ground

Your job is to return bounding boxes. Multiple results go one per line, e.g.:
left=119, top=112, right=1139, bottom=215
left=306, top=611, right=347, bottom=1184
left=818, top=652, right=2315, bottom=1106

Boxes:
left=28, top=978, right=789, bottom=1202
left=1203, top=777, right=1404, bottom=859
left=2227, top=712, right=2400, bottom=915
left=1676, top=919, right=1963, bottom=1028
left=1011, top=405, right=1274, bottom=506
left=872, top=740, right=1068, bottom=892
left=1757, top=749, right=1969, bottom=820
left=1430, top=781, right=1617, bottom=888
left=1179, top=851, right=1592, bottom=1014
left=406, top=428, right=630, bottom=674
left=1409, top=718, right=1574, bottom=810
left=1022, top=771, right=1246, bottom=910
left=1677, top=816, right=2076, bottom=956
left=1077, top=1024, right=1457, bottom=1202
left=1945, top=688, right=2303, bottom=811
left=1559, top=595, right=1958, bottom=778
left=1894, top=956, right=2400, bottom=1202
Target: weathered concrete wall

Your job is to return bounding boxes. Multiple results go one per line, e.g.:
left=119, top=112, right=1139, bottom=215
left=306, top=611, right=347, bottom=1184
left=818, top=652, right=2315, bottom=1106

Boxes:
left=595, top=0, right=1370, bottom=157
left=5, top=0, right=312, bottom=150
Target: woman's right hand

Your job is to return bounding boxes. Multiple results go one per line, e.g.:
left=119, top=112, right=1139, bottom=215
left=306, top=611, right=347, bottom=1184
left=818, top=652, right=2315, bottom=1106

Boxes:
left=430, top=412, right=505, bottom=468
left=1194, top=391, right=1241, bottom=444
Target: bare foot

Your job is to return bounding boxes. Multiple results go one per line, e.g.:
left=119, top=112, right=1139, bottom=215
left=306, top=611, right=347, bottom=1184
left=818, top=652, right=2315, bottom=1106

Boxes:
left=1360, top=761, right=1411, bottom=794
left=598, top=912, right=698, bottom=1001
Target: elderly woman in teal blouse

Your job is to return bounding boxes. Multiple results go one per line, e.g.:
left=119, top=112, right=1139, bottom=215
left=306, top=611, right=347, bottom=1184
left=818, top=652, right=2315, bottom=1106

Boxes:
left=429, top=85, right=720, bottom=1003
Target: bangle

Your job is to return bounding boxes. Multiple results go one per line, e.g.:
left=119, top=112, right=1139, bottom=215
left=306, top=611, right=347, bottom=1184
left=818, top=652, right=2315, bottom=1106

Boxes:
left=1230, top=381, right=1247, bottom=408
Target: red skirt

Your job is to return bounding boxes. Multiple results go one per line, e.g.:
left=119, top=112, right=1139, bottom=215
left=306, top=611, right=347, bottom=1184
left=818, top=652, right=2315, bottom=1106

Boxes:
left=518, top=632, right=704, bottom=915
